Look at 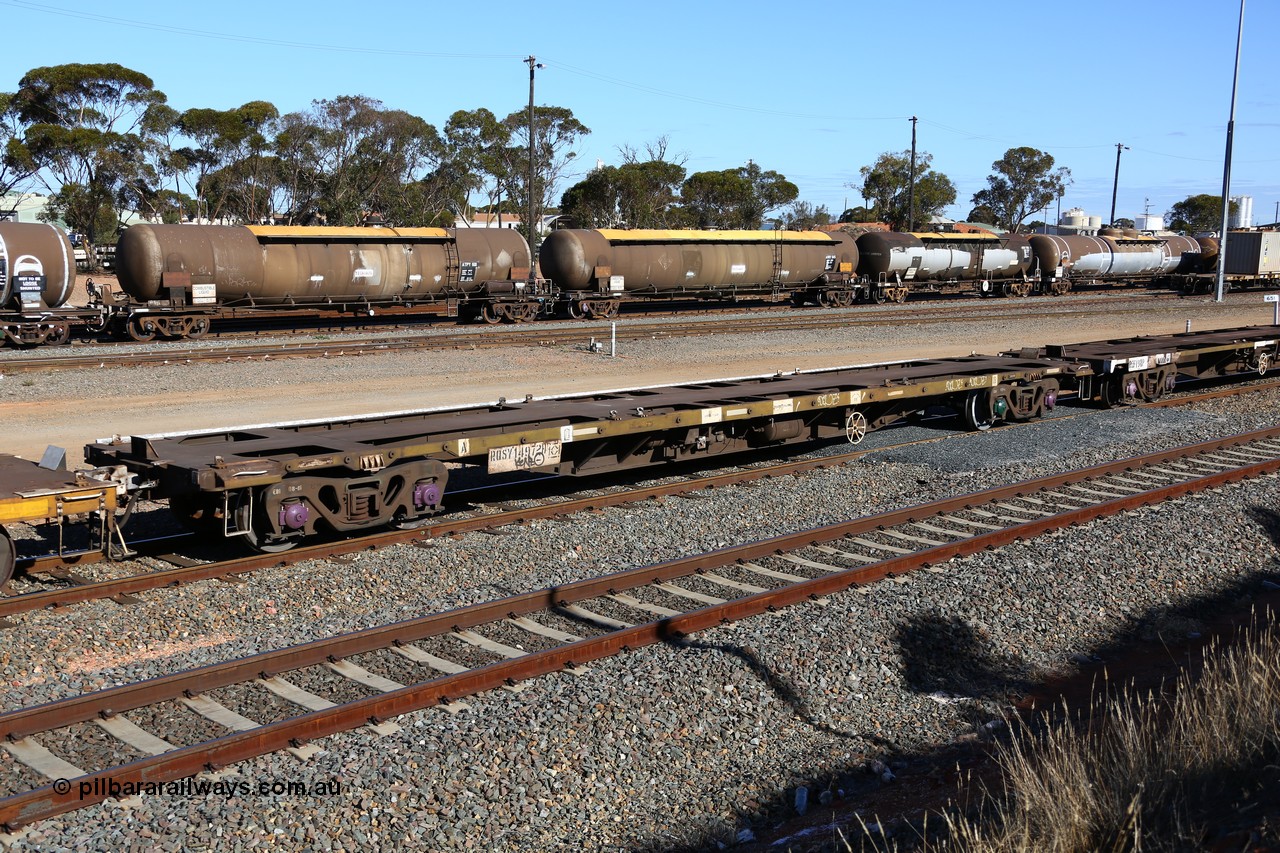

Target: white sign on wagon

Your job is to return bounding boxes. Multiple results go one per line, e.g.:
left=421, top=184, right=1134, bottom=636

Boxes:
left=488, top=440, right=563, bottom=473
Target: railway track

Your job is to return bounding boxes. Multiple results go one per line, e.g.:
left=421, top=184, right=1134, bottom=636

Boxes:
left=4, top=376, right=1278, bottom=619
left=0, top=291, right=1187, bottom=373
left=0, top=425, right=1276, bottom=829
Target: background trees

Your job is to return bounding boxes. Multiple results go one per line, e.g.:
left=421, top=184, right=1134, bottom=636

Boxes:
left=1167, top=194, right=1237, bottom=234
left=970, top=147, right=1070, bottom=234
left=12, top=63, right=168, bottom=244
left=854, top=151, right=955, bottom=230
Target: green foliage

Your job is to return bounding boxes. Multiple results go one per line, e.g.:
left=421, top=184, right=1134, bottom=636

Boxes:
left=971, top=147, right=1070, bottom=234
left=500, top=105, right=589, bottom=249
left=778, top=200, right=830, bottom=230
left=680, top=161, right=797, bottom=230
left=12, top=62, right=166, bottom=244
left=856, top=150, right=956, bottom=231
left=1114, top=217, right=1136, bottom=229
left=1166, top=194, right=1236, bottom=234
left=838, top=206, right=876, bottom=223
left=966, top=204, right=998, bottom=225
left=560, top=159, right=687, bottom=228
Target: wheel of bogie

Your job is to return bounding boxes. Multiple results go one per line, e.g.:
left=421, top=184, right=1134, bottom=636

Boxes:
left=602, top=302, right=620, bottom=319
left=232, top=490, right=298, bottom=553
left=1000, top=282, right=1014, bottom=298
left=844, top=410, right=868, bottom=444
left=1100, top=377, right=1126, bottom=409
left=0, top=526, right=14, bottom=587
left=894, top=289, right=907, bottom=304
left=790, top=291, right=807, bottom=308
left=565, top=300, right=586, bottom=320
left=186, top=317, right=211, bottom=340
left=868, top=287, right=885, bottom=305
left=128, top=316, right=158, bottom=342
left=480, top=303, right=504, bottom=325
left=963, top=389, right=995, bottom=431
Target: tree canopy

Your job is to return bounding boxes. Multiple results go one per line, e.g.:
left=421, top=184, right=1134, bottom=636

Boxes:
left=13, top=62, right=168, bottom=243
left=854, top=151, right=955, bottom=231
left=970, top=147, right=1070, bottom=234
left=1166, top=194, right=1236, bottom=234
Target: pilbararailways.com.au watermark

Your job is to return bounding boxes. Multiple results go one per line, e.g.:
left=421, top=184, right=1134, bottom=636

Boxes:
left=52, top=777, right=342, bottom=800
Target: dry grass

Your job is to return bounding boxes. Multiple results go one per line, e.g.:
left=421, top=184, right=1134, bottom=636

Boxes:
left=848, top=610, right=1280, bottom=852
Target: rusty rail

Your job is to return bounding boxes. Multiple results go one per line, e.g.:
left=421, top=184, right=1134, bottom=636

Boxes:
left=0, top=294, right=1184, bottom=373
left=1, top=425, right=1278, bottom=829
left=5, top=378, right=1279, bottom=618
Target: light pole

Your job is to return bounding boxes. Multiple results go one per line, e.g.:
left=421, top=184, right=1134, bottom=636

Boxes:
left=1216, top=0, right=1245, bottom=302
left=1109, top=143, right=1129, bottom=226
left=907, top=116, right=918, bottom=232
left=524, top=55, right=544, bottom=285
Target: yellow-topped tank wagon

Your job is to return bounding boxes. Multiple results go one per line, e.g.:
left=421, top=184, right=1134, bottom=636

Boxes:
left=111, top=223, right=544, bottom=339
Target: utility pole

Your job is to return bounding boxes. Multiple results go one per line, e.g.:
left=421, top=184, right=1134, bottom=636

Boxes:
left=1109, top=143, right=1129, bottom=226
left=524, top=55, right=544, bottom=284
left=907, top=116, right=918, bottom=232
left=1216, top=0, right=1245, bottom=302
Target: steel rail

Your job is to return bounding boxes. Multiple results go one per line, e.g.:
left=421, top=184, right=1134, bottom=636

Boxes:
left=0, top=296, right=1193, bottom=374
left=4, top=378, right=1278, bottom=617
left=1, top=426, right=1278, bottom=828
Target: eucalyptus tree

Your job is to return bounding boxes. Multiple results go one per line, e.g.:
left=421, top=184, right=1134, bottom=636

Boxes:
left=499, top=105, right=589, bottom=248
left=680, top=161, right=797, bottom=230
left=854, top=150, right=955, bottom=231
left=970, top=147, right=1071, bottom=234
left=12, top=62, right=167, bottom=243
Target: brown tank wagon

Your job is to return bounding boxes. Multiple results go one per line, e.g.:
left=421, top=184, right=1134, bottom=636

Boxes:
left=538, top=228, right=863, bottom=317
left=112, top=224, right=544, bottom=339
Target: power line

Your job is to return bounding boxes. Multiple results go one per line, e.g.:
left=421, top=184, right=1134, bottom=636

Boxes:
left=0, top=0, right=520, bottom=59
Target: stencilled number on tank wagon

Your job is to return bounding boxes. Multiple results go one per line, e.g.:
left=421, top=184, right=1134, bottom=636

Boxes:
left=459, top=262, right=478, bottom=282
left=488, top=440, right=563, bottom=473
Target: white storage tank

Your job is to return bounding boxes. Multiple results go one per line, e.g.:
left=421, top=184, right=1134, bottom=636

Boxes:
left=1060, top=208, right=1086, bottom=228
left=1229, top=195, right=1253, bottom=229
left=1086, top=216, right=1103, bottom=232
left=1135, top=214, right=1164, bottom=231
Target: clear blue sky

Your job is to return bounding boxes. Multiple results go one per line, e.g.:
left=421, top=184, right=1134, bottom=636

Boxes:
left=3, top=0, right=1276, bottom=226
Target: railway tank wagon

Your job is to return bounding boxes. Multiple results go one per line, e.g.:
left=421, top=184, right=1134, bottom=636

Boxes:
left=0, top=222, right=92, bottom=346
left=113, top=224, right=541, bottom=339
left=538, top=229, right=861, bottom=317
left=855, top=231, right=1040, bottom=300
left=1029, top=229, right=1203, bottom=290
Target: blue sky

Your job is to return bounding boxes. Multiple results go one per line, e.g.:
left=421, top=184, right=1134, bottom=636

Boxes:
left=2, top=0, right=1276, bottom=226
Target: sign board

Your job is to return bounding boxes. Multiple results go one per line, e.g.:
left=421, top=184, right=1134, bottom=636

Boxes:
left=191, top=283, right=218, bottom=305
left=488, top=440, right=562, bottom=473
left=1264, top=294, right=1278, bottom=303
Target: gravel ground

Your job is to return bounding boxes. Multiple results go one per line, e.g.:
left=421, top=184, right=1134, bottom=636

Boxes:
left=0, top=288, right=1273, bottom=466
left=1, top=375, right=1278, bottom=849
left=3, top=299, right=1280, bottom=848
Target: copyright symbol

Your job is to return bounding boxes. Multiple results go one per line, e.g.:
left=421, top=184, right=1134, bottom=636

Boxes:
left=52, top=778, right=70, bottom=795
